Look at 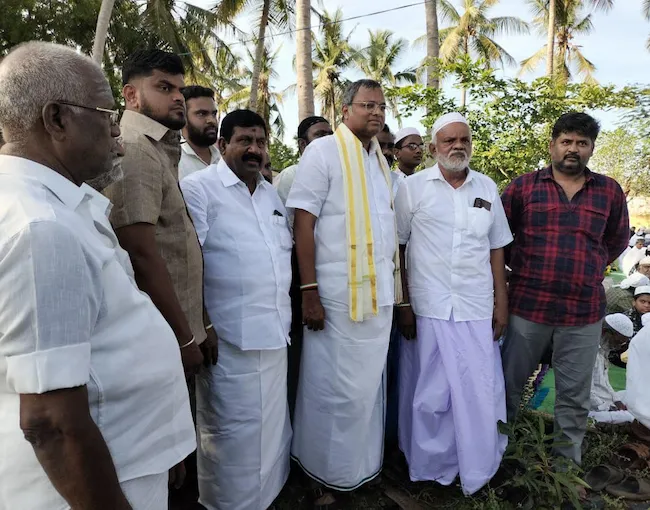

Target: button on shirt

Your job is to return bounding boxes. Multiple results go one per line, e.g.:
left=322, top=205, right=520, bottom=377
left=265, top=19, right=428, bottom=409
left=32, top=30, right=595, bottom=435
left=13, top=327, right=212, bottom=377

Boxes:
left=179, top=140, right=220, bottom=181
left=395, top=165, right=513, bottom=321
left=103, top=110, right=206, bottom=344
left=181, top=160, right=292, bottom=351
left=501, top=166, right=629, bottom=327
left=0, top=156, right=196, bottom=509
left=286, top=135, right=396, bottom=309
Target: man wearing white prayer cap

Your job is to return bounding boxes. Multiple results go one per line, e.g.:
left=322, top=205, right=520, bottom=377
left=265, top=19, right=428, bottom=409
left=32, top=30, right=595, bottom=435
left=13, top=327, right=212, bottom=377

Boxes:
left=637, top=255, right=650, bottom=277
left=606, top=272, right=650, bottom=314
left=395, top=111, right=513, bottom=494
left=590, top=313, right=634, bottom=415
left=624, top=313, right=650, bottom=429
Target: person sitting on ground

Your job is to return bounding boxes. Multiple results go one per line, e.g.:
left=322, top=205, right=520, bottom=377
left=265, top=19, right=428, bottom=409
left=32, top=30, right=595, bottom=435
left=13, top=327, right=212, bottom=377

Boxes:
left=625, top=286, right=650, bottom=335
left=590, top=314, right=634, bottom=415
left=635, top=255, right=650, bottom=278
left=606, top=273, right=650, bottom=314
left=625, top=313, right=650, bottom=431
left=623, top=236, right=647, bottom=276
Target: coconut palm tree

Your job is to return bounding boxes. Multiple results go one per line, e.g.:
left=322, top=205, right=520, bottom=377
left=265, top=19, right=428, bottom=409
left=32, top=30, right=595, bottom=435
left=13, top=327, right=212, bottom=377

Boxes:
left=438, top=0, right=529, bottom=105
left=92, top=0, right=116, bottom=64
left=295, top=0, right=314, bottom=120
left=545, top=0, right=613, bottom=77
left=353, top=29, right=417, bottom=125
left=520, top=0, right=599, bottom=85
left=311, top=8, right=355, bottom=127
left=213, top=0, right=294, bottom=113
left=425, top=0, right=441, bottom=89
left=644, top=0, right=650, bottom=50
left=231, top=43, right=287, bottom=138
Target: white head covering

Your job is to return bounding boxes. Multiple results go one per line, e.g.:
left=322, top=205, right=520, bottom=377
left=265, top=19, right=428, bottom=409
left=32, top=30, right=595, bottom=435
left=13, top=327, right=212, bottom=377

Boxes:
left=431, top=112, right=470, bottom=140
left=605, top=313, right=635, bottom=338
left=643, top=313, right=650, bottom=328
left=634, top=236, right=645, bottom=244
left=635, top=285, right=650, bottom=297
left=639, top=256, right=650, bottom=267
left=620, top=273, right=650, bottom=290
left=394, top=127, right=421, bottom=145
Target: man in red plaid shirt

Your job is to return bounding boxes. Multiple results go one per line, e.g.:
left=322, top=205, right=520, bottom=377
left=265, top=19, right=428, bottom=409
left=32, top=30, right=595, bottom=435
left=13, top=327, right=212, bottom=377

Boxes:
left=501, top=112, right=629, bottom=469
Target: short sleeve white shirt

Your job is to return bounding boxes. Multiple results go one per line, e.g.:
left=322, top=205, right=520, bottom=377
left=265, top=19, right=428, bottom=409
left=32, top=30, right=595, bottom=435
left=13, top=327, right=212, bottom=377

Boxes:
left=273, top=164, right=298, bottom=206
left=0, top=156, right=196, bottom=509
left=181, top=160, right=292, bottom=350
left=395, top=164, right=513, bottom=321
left=286, top=135, right=396, bottom=308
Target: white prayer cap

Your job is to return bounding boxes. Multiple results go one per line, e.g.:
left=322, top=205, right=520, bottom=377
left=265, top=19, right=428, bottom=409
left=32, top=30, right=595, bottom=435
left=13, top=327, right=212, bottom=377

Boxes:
left=620, top=273, right=650, bottom=289
left=605, top=313, right=634, bottom=338
left=643, top=313, right=650, bottom=327
left=634, top=285, right=650, bottom=297
left=639, top=256, right=650, bottom=266
left=394, top=127, right=421, bottom=145
left=431, top=112, right=470, bottom=140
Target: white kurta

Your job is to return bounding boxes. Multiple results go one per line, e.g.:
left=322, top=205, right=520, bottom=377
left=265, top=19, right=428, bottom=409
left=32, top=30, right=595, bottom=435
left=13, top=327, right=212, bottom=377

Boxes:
left=181, top=161, right=292, bottom=510
left=626, top=325, right=650, bottom=429
left=286, top=134, right=395, bottom=490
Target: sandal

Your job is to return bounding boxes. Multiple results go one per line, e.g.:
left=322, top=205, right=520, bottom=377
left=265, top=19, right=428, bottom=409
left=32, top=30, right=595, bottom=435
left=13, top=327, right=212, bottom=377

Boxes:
left=312, top=486, right=337, bottom=510
left=584, top=464, right=625, bottom=492
left=631, top=420, right=650, bottom=444
left=610, top=442, right=650, bottom=470
left=606, top=476, right=650, bottom=501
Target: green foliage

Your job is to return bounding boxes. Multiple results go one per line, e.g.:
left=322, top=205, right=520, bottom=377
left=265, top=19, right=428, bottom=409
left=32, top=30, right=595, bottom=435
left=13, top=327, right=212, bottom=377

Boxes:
left=581, top=424, right=629, bottom=472
left=268, top=138, right=298, bottom=170
left=389, top=58, right=646, bottom=187
left=498, top=412, right=587, bottom=509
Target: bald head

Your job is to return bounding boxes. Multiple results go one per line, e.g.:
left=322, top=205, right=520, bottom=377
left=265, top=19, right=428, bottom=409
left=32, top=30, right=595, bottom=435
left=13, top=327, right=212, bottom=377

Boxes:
left=0, top=42, right=106, bottom=141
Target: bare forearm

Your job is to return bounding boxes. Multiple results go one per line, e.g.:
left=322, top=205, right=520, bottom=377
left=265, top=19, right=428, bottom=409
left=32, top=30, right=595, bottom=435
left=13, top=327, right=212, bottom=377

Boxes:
left=130, top=251, right=193, bottom=345
left=490, top=248, right=508, bottom=305
left=399, top=245, right=410, bottom=303
left=23, top=407, right=130, bottom=509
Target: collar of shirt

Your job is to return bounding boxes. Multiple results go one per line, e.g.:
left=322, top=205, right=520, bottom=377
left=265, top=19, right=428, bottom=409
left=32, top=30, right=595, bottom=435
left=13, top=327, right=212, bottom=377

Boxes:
left=0, top=155, right=91, bottom=211
left=539, top=164, right=594, bottom=184
left=181, top=140, right=220, bottom=164
left=427, top=163, right=475, bottom=186
left=120, top=110, right=176, bottom=143
left=217, top=158, right=266, bottom=189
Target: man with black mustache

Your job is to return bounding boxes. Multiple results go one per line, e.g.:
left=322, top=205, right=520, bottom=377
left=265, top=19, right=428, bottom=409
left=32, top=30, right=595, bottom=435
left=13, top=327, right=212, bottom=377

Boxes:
left=501, top=113, right=629, bottom=491
left=179, top=85, right=220, bottom=181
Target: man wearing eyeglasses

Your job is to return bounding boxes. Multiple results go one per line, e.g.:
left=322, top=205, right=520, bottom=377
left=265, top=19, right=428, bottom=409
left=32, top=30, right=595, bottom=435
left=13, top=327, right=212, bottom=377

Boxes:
left=394, top=127, right=424, bottom=179
left=287, top=79, right=400, bottom=504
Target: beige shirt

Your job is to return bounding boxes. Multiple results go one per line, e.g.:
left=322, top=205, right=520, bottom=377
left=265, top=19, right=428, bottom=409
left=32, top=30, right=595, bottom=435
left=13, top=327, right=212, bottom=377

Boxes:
left=103, top=110, right=206, bottom=344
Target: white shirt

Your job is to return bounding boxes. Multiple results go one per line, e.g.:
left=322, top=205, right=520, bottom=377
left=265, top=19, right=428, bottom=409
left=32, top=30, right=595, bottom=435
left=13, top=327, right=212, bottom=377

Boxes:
left=591, top=348, right=618, bottom=411
left=395, top=164, right=513, bottom=321
left=179, top=141, right=220, bottom=181
left=286, top=134, right=396, bottom=309
left=273, top=164, right=298, bottom=205
left=180, top=160, right=292, bottom=351
left=0, top=156, right=195, bottom=509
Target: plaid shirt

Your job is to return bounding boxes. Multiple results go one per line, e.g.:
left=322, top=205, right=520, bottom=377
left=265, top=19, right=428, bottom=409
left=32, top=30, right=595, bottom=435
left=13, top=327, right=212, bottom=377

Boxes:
left=501, top=166, right=629, bottom=326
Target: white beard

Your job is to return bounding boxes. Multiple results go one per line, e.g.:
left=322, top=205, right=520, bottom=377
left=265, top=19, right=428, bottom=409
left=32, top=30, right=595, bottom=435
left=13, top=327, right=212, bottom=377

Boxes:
left=437, top=150, right=471, bottom=172
left=86, top=158, right=124, bottom=191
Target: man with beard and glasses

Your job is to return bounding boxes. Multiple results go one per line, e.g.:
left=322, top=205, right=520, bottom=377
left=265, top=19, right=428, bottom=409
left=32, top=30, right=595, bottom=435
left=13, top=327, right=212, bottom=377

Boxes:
left=181, top=110, right=292, bottom=510
left=395, top=112, right=512, bottom=495
left=0, top=41, right=195, bottom=510
left=501, top=113, right=629, bottom=489
left=179, top=85, right=220, bottom=181
left=287, top=79, right=401, bottom=506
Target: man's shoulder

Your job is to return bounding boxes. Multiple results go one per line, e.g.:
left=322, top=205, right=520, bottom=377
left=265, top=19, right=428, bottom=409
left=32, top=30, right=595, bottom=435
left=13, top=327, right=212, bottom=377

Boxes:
left=120, top=126, right=165, bottom=163
left=469, top=169, right=499, bottom=189
left=589, top=170, right=624, bottom=193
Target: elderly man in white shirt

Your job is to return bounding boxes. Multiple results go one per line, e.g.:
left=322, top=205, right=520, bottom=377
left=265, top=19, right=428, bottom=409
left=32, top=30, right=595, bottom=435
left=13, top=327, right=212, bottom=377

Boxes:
left=287, top=79, right=401, bottom=504
left=0, top=42, right=195, bottom=510
left=395, top=112, right=513, bottom=496
left=180, top=109, right=292, bottom=510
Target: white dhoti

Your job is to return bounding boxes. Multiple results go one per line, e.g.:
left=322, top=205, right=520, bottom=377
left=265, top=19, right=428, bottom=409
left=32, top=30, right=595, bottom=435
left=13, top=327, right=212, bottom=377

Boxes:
left=291, top=304, right=392, bottom=490
left=196, top=338, right=292, bottom=510
left=398, top=314, right=507, bottom=495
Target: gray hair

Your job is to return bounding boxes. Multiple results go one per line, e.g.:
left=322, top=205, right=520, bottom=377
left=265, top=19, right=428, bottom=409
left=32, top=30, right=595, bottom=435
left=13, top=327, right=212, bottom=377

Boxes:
left=342, top=79, right=382, bottom=106
left=0, top=42, right=103, bottom=140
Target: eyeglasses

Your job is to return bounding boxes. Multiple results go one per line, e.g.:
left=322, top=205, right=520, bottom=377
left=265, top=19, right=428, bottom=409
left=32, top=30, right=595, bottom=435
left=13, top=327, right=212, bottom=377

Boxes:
left=350, top=101, right=387, bottom=114
left=58, top=101, right=120, bottom=125
left=398, top=143, right=425, bottom=151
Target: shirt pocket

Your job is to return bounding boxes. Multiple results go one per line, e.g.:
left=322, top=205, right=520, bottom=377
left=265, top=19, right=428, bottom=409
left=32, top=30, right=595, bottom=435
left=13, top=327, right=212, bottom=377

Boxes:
left=271, top=215, right=293, bottom=250
left=581, top=204, right=608, bottom=240
left=467, top=207, right=492, bottom=238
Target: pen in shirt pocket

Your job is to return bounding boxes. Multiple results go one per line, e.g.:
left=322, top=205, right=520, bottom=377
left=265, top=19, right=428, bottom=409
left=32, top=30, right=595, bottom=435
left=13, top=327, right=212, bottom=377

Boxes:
left=273, top=210, right=283, bottom=217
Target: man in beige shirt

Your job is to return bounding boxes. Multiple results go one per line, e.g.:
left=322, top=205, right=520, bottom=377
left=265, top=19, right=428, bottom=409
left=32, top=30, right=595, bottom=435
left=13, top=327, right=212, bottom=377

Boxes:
left=103, top=49, right=217, bottom=376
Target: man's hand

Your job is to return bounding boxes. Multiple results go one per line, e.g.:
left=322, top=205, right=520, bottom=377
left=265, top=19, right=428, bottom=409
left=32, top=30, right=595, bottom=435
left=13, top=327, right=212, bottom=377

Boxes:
left=168, top=460, right=186, bottom=490
left=398, top=306, right=416, bottom=340
left=613, top=401, right=628, bottom=411
left=201, top=327, right=219, bottom=367
left=181, top=341, right=203, bottom=376
left=493, top=301, right=508, bottom=341
left=302, top=289, right=325, bottom=331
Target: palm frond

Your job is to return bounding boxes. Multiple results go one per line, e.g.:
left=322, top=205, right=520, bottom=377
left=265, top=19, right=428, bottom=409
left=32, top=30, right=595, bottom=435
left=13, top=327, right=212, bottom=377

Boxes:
left=519, top=45, right=547, bottom=76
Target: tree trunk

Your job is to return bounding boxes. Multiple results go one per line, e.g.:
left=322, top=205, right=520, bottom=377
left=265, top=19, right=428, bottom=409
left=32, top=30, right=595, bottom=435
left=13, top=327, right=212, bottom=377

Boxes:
left=460, top=37, right=469, bottom=107
left=546, top=0, right=556, bottom=77
left=296, top=0, right=315, bottom=121
left=249, top=0, right=270, bottom=113
left=424, top=0, right=440, bottom=90
left=91, top=0, right=116, bottom=65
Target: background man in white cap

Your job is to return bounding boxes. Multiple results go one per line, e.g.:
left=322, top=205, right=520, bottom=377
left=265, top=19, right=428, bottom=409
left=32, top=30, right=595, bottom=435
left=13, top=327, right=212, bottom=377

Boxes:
left=606, top=272, right=650, bottom=314
left=622, top=236, right=647, bottom=275
left=395, top=112, right=513, bottom=495
left=637, top=255, right=650, bottom=277
left=590, top=313, right=634, bottom=416
left=393, top=127, right=423, bottom=180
